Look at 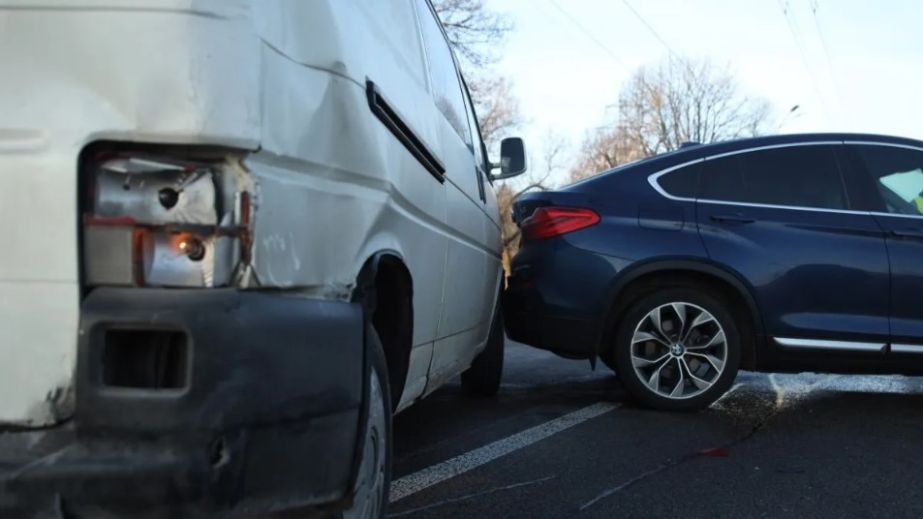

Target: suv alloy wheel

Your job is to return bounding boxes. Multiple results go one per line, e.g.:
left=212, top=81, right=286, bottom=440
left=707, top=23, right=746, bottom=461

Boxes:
left=612, top=288, right=741, bottom=411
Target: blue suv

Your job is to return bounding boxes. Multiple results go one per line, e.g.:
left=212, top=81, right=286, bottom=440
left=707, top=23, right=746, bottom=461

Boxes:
left=505, top=133, right=923, bottom=410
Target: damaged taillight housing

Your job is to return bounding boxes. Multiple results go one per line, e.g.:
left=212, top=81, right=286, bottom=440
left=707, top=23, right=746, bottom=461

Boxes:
left=82, top=150, right=253, bottom=288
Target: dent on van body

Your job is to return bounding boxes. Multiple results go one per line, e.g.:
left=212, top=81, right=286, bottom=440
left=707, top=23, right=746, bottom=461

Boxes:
left=1, top=0, right=445, bottom=427
left=245, top=19, right=448, bottom=311
left=248, top=1, right=461, bottom=408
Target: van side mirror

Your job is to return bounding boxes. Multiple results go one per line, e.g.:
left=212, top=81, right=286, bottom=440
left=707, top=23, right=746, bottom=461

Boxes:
left=491, top=137, right=527, bottom=180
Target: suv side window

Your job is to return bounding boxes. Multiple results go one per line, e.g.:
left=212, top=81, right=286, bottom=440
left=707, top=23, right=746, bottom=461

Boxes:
left=701, top=146, right=848, bottom=210
left=657, top=163, right=700, bottom=198
left=856, top=145, right=923, bottom=217
left=415, top=0, right=472, bottom=146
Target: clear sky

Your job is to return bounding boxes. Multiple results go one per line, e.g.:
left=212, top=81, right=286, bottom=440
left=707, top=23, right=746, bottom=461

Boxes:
left=487, top=0, right=923, bottom=184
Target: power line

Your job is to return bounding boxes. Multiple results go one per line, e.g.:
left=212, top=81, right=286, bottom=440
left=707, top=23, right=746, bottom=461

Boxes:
left=810, top=1, right=836, bottom=66
left=776, top=0, right=833, bottom=124
left=545, top=0, right=630, bottom=70
left=810, top=0, right=844, bottom=109
left=619, top=0, right=678, bottom=59
left=618, top=0, right=705, bottom=84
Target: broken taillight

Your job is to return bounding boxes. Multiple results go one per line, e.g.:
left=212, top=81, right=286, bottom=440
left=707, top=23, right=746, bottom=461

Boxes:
left=82, top=150, right=253, bottom=288
left=520, top=207, right=600, bottom=241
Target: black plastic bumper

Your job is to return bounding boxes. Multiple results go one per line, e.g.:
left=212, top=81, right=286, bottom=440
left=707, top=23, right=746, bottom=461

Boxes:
left=1, top=288, right=365, bottom=519
left=504, top=279, right=597, bottom=358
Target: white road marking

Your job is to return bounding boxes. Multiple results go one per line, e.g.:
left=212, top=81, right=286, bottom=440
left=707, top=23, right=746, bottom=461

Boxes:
left=389, top=402, right=619, bottom=503
left=710, top=382, right=744, bottom=408
left=769, top=373, right=785, bottom=409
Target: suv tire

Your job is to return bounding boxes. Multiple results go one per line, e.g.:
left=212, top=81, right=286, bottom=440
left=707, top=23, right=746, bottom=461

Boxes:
left=612, top=287, right=740, bottom=411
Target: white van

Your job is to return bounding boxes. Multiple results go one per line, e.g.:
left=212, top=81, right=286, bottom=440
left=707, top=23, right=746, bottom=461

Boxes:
left=0, top=1, right=526, bottom=517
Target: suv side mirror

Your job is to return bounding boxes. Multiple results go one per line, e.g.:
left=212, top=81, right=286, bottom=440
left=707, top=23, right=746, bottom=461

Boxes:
left=491, top=137, right=527, bottom=180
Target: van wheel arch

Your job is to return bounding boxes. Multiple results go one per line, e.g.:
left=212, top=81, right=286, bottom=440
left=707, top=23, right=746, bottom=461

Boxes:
left=598, top=260, right=763, bottom=371
left=354, top=252, right=413, bottom=411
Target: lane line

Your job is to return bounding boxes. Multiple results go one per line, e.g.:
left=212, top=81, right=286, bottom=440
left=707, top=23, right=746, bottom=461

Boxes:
left=389, top=402, right=619, bottom=503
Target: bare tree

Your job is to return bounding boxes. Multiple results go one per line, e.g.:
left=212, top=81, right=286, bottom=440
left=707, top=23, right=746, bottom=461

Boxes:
left=432, top=0, right=513, bottom=67
left=571, top=57, right=772, bottom=182
left=620, top=58, right=771, bottom=154
left=469, top=76, right=522, bottom=150
left=569, top=126, right=645, bottom=183
left=433, top=0, right=522, bottom=151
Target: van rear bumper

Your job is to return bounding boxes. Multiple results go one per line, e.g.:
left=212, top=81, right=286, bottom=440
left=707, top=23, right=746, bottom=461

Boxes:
left=1, top=288, right=365, bottom=518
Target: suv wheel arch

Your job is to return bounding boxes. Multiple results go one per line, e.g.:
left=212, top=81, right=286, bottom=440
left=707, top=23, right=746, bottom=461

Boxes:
left=597, top=259, right=764, bottom=371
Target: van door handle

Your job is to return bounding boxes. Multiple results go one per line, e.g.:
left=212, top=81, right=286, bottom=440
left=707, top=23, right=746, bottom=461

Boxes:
left=891, top=229, right=923, bottom=239
left=710, top=213, right=755, bottom=224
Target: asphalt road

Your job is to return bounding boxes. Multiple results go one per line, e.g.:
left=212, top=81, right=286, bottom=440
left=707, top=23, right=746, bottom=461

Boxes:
left=389, top=341, right=923, bottom=518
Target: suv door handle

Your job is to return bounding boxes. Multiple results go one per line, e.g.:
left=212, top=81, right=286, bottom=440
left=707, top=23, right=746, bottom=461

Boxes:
left=891, top=229, right=923, bottom=239
left=710, top=213, right=755, bottom=224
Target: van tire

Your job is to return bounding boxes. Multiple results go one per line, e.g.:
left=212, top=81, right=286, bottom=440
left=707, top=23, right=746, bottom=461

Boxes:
left=461, top=307, right=504, bottom=397
left=341, top=325, right=392, bottom=519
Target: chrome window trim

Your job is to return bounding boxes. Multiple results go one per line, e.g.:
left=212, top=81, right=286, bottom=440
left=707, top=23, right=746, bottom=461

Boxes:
left=696, top=198, right=868, bottom=215
left=704, top=140, right=841, bottom=161
left=891, top=344, right=923, bottom=354
left=647, top=159, right=703, bottom=202
left=650, top=139, right=923, bottom=217
left=870, top=211, right=923, bottom=221
left=775, top=337, right=886, bottom=352
left=647, top=141, right=844, bottom=209
left=648, top=140, right=866, bottom=215
left=845, top=140, right=923, bottom=153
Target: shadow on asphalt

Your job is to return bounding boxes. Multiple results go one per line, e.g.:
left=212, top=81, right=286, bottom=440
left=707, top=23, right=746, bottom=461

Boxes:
left=393, top=373, right=627, bottom=476
left=390, top=345, right=923, bottom=518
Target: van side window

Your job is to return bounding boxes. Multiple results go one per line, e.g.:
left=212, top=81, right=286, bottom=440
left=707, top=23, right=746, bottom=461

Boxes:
left=415, top=0, right=472, bottom=145
left=460, top=77, right=488, bottom=171
left=701, top=146, right=848, bottom=210
left=856, top=145, right=923, bottom=217
left=363, top=0, right=428, bottom=88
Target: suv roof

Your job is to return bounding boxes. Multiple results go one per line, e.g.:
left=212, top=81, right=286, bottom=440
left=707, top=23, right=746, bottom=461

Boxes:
left=679, top=132, right=923, bottom=158
left=565, top=133, right=923, bottom=192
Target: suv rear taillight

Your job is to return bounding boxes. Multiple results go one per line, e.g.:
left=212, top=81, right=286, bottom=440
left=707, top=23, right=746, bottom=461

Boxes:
left=520, top=207, right=600, bottom=241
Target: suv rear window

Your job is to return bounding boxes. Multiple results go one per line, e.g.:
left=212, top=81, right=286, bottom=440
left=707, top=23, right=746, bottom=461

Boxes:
left=700, top=145, right=848, bottom=210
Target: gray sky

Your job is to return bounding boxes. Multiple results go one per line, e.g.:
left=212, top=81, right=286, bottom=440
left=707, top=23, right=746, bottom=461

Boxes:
left=488, top=0, right=923, bottom=184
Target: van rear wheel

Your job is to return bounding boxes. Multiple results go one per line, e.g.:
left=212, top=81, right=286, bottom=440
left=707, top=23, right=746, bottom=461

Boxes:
left=611, top=288, right=740, bottom=411
left=341, top=325, right=391, bottom=519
